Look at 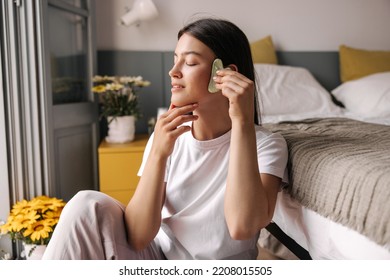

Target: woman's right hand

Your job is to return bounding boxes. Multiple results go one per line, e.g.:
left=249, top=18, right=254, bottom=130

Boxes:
left=151, top=103, right=198, bottom=158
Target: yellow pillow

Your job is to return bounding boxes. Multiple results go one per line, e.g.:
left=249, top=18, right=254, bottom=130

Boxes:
left=339, top=45, right=390, bottom=82
left=250, top=36, right=278, bottom=64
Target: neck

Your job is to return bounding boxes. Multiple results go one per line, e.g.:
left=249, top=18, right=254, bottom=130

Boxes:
left=191, top=104, right=231, bottom=141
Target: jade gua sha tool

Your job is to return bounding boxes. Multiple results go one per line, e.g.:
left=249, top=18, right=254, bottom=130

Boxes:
left=208, top=58, right=227, bottom=93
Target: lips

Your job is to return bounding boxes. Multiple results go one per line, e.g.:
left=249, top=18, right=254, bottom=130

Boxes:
left=171, top=83, right=185, bottom=93
left=171, top=83, right=184, bottom=89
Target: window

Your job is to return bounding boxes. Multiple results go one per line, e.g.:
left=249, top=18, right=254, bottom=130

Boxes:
left=49, top=5, right=89, bottom=104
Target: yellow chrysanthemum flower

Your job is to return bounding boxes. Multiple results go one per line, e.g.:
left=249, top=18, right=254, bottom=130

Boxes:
left=43, top=218, right=58, bottom=227
left=13, top=210, right=40, bottom=232
left=32, top=197, right=65, bottom=213
left=0, top=216, right=16, bottom=234
left=1, top=195, right=66, bottom=245
left=43, top=210, right=61, bottom=222
left=10, top=199, right=32, bottom=215
left=23, top=220, right=53, bottom=242
left=14, top=198, right=48, bottom=214
left=92, top=85, right=106, bottom=93
left=45, top=197, right=66, bottom=210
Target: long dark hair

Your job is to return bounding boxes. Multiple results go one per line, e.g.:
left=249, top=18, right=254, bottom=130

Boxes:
left=178, top=18, right=260, bottom=125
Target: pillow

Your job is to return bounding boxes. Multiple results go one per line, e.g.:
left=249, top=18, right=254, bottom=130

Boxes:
left=255, top=64, right=341, bottom=117
left=332, top=72, right=390, bottom=118
left=250, top=36, right=278, bottom=64
left=339, top=45, right=390, bottom=83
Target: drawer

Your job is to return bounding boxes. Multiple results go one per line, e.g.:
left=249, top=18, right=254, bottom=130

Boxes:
left=98, top=135, right=149, bottom=204
left=99, top=152, right=143, bottom=189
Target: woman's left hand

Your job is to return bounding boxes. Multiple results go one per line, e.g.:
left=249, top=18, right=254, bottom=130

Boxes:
left=213, top=69, right=255, bottom=125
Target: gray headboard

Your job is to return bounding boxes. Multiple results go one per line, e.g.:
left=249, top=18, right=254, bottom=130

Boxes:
left=277, top=51, right=340, bottom=92
left=98, top=50, right=340, bottom=134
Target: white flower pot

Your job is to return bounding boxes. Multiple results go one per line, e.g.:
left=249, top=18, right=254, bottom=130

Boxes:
left=106, top=115, right=136, bottom=143
left=24, top=243, right=47, bottom=260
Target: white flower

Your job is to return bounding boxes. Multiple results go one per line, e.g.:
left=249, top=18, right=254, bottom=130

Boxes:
left=119, top=76, right=137, bottom=84
left=105, top=83, right=123, bottom=91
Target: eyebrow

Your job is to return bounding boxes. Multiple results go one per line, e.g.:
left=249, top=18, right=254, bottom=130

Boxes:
left=173, top=51, right=203, bottom=58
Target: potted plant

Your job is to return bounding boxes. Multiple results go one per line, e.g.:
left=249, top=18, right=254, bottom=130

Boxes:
left=92, top=75, right=151, bottom=143
left=0, top=196, right=66, bottom=259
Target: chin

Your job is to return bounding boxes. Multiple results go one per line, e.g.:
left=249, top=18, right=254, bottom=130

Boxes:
left=170, top=99, right=194, bottom=108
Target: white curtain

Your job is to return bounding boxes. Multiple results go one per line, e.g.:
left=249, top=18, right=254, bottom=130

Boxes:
left=0, top=0, right=50, bottom=258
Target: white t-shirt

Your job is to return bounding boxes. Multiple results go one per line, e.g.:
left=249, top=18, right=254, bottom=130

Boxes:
left=138, top=125, right=288, bottom=259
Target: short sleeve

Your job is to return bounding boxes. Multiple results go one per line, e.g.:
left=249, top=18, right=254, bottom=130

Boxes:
left=137, top=133, right=153, bottom=177
left=137, top=133, right=170, bottom=182
left=256, top=129, right=289, bottom=187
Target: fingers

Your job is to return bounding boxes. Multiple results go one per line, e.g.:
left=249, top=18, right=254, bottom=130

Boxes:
left=157, top=103, right=198, bottom=133
left=215, top=69, right=252, bottom=85
left=151, top=103, right=198, bottom=158
left=161, top=103, right=197, bottom=120
left=213, top=70, right=255, bottom=123
left=213, top=70, right=254, bottom=98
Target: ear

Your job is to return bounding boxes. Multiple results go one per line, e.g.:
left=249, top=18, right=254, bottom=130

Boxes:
left=227, top=64, right=238, bottom=71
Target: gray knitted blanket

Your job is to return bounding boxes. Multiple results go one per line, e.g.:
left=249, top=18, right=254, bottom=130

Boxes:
left=264, top=118, right=390, bottom=247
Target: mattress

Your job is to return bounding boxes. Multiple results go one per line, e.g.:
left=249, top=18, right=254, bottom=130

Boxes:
left=272, top=191, right=390, bottom=259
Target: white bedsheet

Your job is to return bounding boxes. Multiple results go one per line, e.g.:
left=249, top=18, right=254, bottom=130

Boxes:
left=262, top=110, right=390, bottom=259
left=273, top=192, right=390, bottom=259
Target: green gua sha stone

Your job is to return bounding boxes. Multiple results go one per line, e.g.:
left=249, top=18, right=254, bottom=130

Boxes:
left=208, top=58, right=224, bottom=93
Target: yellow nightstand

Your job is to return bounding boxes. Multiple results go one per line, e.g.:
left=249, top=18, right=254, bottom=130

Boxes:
left=98, top=134, right=149, bottom=205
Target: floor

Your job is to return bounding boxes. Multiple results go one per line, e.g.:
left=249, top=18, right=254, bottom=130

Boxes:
left=257, top=245, right=284, bottom=260
left=257, top=231, right=300, bottom=260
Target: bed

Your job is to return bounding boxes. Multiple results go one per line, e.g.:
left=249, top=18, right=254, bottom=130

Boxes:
left=254, top=46, right=390, bottom=260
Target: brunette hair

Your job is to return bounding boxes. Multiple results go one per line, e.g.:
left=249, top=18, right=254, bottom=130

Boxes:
left=178, top=18, right=260, bottom=124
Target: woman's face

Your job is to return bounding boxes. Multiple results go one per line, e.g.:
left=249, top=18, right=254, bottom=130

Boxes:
left=169, top=33, right=216, bottom=108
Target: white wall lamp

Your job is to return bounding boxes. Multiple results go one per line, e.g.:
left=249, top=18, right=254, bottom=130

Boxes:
left=121, top=0, right=159, bottom=27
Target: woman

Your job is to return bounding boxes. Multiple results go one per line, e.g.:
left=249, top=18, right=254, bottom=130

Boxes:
left=43, top=18, right=288, bottom=260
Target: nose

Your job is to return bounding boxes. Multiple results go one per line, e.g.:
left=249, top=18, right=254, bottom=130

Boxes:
left=169, top=63, right=182, bottom=78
